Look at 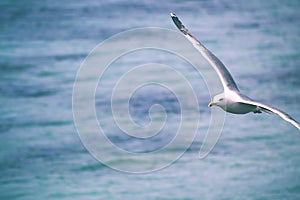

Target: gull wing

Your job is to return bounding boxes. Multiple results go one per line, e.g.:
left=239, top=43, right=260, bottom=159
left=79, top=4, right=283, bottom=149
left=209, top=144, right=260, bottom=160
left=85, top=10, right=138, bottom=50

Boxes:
left=170, top=13, right=239, bottom=92
left=241, top=99, right=300, bottom=130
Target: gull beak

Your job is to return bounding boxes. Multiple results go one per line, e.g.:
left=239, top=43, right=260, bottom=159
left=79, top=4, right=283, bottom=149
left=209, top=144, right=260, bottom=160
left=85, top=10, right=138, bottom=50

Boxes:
left=208, top=101, right=216, bottom=107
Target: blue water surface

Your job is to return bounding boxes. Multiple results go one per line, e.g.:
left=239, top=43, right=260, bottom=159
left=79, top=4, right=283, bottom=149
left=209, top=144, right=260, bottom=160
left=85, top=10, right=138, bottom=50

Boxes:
left=1, top=0, right=300, bottom=199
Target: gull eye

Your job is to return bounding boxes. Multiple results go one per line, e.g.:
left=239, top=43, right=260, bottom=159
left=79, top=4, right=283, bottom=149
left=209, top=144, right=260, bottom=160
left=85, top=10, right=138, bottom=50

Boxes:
left=219, top=98, right=224, bottom=101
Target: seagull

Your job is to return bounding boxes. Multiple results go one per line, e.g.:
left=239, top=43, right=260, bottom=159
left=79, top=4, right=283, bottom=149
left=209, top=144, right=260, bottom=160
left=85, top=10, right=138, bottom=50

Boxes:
left=170, top=12, right=300, bottom=130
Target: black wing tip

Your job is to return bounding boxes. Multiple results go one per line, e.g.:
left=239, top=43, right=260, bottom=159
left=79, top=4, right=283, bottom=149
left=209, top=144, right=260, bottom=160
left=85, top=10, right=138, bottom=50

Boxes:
left=170, top=12, right=188, bottom=34
left=170, top=12, right=176, bottom=17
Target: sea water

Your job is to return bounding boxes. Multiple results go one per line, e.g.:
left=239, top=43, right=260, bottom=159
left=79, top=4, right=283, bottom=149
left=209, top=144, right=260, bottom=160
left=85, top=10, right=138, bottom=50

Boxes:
left=1, top=0, right=299, bottom=199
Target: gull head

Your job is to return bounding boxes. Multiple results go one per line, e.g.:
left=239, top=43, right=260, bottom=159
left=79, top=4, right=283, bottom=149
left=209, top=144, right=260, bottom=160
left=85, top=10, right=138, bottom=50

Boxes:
left=208, top=93, right=227, bottom=108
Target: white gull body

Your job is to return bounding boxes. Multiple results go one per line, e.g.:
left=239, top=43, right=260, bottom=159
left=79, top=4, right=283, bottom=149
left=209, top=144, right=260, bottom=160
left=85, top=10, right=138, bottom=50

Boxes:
left=170, top=12, right=300, bottom=130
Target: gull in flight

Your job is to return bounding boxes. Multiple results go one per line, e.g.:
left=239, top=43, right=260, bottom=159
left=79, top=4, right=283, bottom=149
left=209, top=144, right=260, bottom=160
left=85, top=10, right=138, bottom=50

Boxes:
left=170, top=13, right=300, bottom=130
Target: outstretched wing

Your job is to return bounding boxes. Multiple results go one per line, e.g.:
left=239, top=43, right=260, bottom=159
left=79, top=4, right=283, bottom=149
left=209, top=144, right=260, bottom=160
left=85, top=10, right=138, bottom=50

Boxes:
left=170, top=13, right=239, bottom=92
left=242, top=99, right=300, bottom=130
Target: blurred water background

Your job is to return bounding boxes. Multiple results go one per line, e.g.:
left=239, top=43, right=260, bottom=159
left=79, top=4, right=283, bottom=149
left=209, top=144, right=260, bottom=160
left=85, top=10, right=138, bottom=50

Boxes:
left=1, top=0, right=300, bottom=199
